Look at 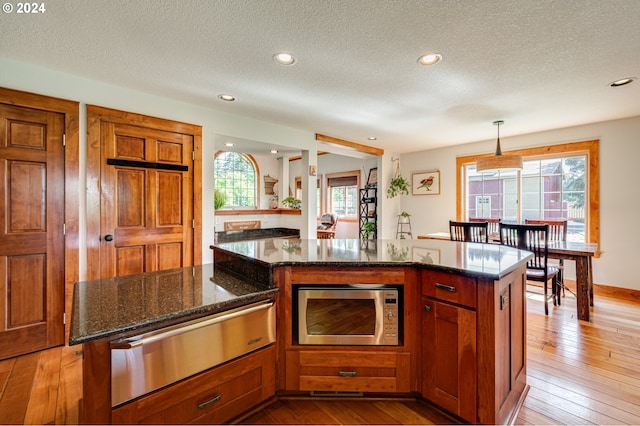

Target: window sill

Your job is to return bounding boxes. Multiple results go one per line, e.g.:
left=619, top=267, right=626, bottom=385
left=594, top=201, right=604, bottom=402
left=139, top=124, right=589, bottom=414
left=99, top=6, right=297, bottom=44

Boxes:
left=215, top=208, right=302, bottom=216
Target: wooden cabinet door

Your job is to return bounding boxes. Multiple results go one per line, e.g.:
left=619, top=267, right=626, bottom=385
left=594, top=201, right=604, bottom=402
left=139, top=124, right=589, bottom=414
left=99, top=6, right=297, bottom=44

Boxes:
left=421, top=297, right=477, bottom=422
left=100, top=122, right=193, bottom=277
left=0, top=103, right=65, bottom=360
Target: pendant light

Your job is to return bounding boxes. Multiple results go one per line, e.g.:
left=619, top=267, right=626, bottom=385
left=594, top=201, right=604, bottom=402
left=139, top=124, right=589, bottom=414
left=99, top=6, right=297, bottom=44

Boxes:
left=476, top=120, right=523, bottom=173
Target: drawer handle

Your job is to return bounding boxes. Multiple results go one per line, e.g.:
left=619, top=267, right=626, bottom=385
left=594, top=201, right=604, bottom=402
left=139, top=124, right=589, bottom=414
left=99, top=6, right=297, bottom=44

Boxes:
left=435, top=283, right=456, bottom=292
left=338, top=370, right=357, bottom=377
left=197, top=394, right=221, bottom=409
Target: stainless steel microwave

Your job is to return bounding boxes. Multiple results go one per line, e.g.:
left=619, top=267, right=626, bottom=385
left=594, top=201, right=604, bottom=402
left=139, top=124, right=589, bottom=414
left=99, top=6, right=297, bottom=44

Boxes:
left=297, top=285, right=399, bottom=345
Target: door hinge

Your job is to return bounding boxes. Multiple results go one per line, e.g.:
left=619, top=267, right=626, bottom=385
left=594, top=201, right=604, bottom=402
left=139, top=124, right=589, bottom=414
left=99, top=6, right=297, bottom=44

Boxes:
left=63, top=134, right=66, bottom=146
left=63, top=313, right=66, bottom=324
left=193, top=219, right=195, bottom=229
left=63, top=223, right=66, bottom=235
left=192, top=151, right=195, bottom=161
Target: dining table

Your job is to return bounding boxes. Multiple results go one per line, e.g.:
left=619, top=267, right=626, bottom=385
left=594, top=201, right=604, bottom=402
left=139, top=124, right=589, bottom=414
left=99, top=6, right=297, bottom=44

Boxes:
left=546, top=240, right=597, bottom=321
left=418, top=233, right=598, bottom=321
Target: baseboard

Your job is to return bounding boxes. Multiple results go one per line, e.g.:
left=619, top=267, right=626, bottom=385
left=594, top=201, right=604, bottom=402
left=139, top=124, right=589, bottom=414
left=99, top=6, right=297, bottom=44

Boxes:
left=563, top=279, right=640, bottom=302
left=276, top=390, right=419, bottom=401
left=593, top=283, right=640, bottom=302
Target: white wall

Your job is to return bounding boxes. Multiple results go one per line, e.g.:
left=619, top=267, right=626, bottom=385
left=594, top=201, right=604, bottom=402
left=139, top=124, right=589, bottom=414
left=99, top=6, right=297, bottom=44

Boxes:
left=399, top=116, right=640, bottom=290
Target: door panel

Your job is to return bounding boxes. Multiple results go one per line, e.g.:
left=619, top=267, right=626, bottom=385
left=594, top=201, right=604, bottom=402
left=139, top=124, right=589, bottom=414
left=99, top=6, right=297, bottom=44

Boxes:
left=0, top=104, right=65, bottom=360
left=101, top=122, right=193, bottom=278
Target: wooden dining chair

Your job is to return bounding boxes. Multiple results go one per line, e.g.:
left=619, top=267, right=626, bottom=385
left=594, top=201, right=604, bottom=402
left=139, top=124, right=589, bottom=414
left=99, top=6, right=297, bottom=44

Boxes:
left=499, top=223, right=560, bottom=315
left=449, top=220, right=489, bottom=243
left=469, top=217, right=501, bottom=236
left=525, top=219, right=568, bottom=304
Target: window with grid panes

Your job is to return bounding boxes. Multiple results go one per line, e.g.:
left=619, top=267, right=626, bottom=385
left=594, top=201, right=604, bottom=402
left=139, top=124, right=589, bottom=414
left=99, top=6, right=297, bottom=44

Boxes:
left=214, top=151, right=257, bottom=208
left=326, top=172, right=359, bottom=218
left=464, top=155, right=587, bottom=242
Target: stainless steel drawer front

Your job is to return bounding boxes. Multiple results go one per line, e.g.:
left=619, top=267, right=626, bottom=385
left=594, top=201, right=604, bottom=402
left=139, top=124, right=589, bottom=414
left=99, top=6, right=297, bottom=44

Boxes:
left=110, top=301, right=275, bottom=406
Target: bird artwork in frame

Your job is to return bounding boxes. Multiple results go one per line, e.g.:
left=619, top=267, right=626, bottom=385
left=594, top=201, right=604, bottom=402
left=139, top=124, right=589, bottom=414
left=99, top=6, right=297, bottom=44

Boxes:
left=412, top=171, right=440, bottom=195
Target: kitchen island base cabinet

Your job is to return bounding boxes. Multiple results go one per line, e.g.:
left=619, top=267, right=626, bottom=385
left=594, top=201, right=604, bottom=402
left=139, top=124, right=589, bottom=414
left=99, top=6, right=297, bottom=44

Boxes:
left=111, top=344, right=276, bottom=424
left=285, top=350, right=411, bottom=393
left=420, top=267, right=528, bottom=424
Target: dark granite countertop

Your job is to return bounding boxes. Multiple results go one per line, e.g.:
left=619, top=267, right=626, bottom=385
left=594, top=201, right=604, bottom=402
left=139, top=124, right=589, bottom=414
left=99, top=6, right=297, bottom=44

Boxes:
left=215, top=227, right=299, bottom=243
left=69, top=264, right=278, bottom=345
left=212, top=238, right=532, bottom=279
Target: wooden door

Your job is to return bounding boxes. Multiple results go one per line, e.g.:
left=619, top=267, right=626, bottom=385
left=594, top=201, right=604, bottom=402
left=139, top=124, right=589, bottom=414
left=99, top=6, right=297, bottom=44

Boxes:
left=0, top=103, right=65, bottom=360
left=100, top=122, right=194, bottom=277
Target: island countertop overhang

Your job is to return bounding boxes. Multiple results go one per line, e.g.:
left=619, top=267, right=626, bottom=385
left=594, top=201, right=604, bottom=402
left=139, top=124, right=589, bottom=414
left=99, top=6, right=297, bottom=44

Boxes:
left=69, top=264, right=278, bottom=346
left=211, top=238, right=533, bottom=280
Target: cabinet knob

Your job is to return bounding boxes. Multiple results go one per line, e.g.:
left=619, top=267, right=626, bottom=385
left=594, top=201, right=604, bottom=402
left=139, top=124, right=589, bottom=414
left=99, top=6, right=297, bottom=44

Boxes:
left=103, top=234, right=114, bottom=242
left=424, top=305, right=431, bottom=312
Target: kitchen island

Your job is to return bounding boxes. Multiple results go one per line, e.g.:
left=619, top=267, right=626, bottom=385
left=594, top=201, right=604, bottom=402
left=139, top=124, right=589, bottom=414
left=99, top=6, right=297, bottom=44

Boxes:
left=213, top=238, right=532, bottom=425
left=71, top=238, right=532, bottom=424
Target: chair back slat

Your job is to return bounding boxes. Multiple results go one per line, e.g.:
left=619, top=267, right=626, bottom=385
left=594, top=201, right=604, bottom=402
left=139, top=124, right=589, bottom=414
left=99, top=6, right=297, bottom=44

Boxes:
left=469, top=217, right=501, bottom=234
left=524, top=219, right=567, bottom=242
left=449, top=221, right=489, bottom=243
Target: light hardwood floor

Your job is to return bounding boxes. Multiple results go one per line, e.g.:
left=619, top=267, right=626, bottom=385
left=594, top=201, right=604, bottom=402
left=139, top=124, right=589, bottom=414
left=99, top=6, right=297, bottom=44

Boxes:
left=1, top=282, right=639, bottom=425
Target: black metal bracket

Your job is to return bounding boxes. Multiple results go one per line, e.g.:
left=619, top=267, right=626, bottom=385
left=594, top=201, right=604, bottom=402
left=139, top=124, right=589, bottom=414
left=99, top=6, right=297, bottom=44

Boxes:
left=106, top=158, right=188, bottom=172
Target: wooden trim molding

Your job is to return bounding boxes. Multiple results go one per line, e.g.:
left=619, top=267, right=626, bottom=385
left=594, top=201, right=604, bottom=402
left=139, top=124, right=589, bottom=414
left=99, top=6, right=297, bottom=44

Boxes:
left=456, top=140, right=600, bottom=254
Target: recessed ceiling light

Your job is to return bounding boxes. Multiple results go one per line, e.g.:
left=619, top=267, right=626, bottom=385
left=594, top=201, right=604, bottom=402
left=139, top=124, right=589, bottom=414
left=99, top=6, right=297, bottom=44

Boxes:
left=218, top=94, right=235, bottom=101
left=609, top=77, right=636, bottom=87
left=368, top=137, right=377, bottom=141
left=418, top=53, right=443, bottom=66
left=273, top=52, right=296, bottom=66
left=224, top=142, right=236, bottom=147
left=270, top=149, right=278, bottom=154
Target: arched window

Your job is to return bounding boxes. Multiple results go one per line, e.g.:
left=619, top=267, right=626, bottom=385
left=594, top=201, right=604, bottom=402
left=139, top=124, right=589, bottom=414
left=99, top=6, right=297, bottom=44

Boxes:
left=214, top=151, right=258, bottom=209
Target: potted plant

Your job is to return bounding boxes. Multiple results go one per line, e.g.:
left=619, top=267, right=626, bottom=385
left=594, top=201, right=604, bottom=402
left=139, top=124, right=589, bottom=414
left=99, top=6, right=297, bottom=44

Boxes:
left=398, top=211, right=411, bottom=223
left=281, top=196, right=301, bottom=209
left=269, top=194, right=279, bottom=209
left=387, top=175, right=410, bottom=198
left=362, top=221, right=376, bottom=239
left=214, top=189, right=226, bottom=210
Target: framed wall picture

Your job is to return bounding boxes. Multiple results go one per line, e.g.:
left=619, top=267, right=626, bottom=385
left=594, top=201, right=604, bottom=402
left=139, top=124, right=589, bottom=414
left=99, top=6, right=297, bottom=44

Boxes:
left=412, top=170, right=440, bottom=195
left=366, top=167, right=378, bottom=188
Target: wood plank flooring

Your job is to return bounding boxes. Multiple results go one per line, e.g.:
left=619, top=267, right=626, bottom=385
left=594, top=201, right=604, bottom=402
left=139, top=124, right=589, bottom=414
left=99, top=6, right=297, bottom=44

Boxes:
left=1, top=281, right=639, bottom=425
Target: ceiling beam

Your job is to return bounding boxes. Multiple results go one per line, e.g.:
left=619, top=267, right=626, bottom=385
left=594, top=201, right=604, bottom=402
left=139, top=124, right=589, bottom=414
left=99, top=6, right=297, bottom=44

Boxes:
left=316, top=134, right=384, bottom=156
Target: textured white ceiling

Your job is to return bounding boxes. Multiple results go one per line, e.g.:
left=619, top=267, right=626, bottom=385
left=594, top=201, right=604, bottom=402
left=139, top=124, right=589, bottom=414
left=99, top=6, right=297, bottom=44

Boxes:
left=2, top=0, right=639, bottom=154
